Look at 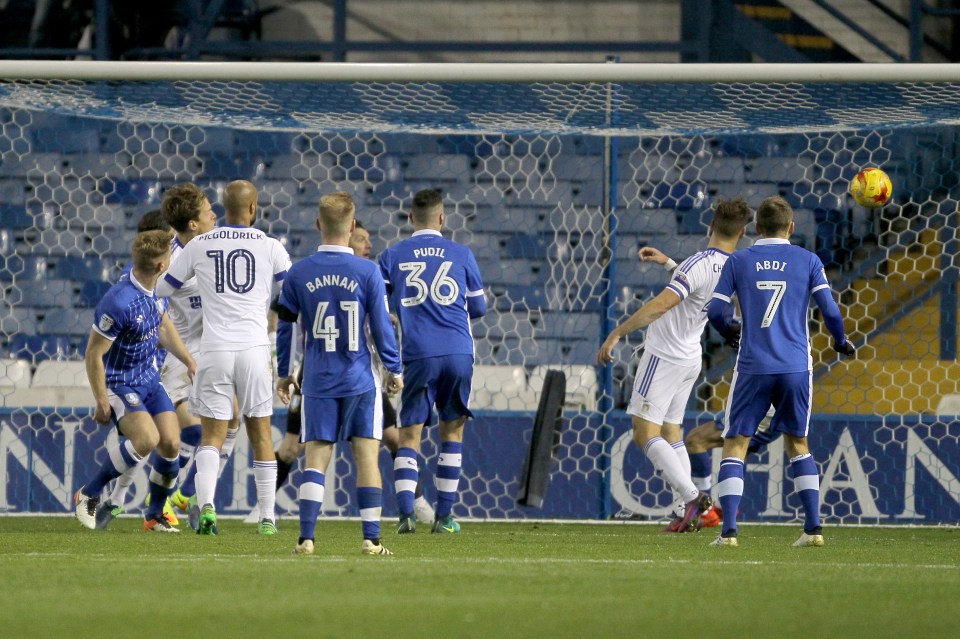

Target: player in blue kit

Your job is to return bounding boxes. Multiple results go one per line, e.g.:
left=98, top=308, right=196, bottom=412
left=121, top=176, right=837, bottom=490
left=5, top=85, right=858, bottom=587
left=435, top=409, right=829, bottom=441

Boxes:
left=707, top=195, right=855, bottom=547
left=275, top=192, right=402, bottom=556
left=378, top=189, right=487, bottom=534
left=74, top=230, right=197, bottom=532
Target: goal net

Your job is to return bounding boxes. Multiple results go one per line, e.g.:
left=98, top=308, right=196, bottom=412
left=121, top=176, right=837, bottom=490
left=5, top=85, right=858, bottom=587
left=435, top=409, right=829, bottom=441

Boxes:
left=1, top=63, right=958, bottom=524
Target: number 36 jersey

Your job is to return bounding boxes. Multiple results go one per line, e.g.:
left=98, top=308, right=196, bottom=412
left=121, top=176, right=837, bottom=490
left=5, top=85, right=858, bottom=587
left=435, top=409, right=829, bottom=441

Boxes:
left=158, top=224, right=291, bottom=352
left=378, top=229, right=485, bottom=363
left=712, top=238, right=831, bottom=375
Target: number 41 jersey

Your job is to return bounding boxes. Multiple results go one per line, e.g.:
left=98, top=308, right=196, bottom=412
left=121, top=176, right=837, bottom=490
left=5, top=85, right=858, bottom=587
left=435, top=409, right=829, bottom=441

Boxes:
left=378, top=229, right=485, bottom=362
left=159, top=224, right=291, bottom=352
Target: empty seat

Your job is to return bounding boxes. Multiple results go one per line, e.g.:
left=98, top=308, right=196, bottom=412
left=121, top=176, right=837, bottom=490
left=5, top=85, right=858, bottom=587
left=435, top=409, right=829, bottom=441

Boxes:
left=489, top=285, right=548, bottom=311
left=469, top=365, right=537, bottom=411
left=473, top=311, right=537, bottom=340
left=0, top=358, right=32, bottom=389
left=403, top=154, right=471, bottom=182
left=100, top=178, right=162, bottom=205
left=615, top=260, right=671, bottom=288
left=617, top=209, right=679, bottom=235
left=680, top=156, right=746, bottom=183
left=10, top=278, right=75, bottom=308
left=746, top=158, right=814, bottom=183
left=39, top=308, right=93, bottom=338
left=502, top=234, right=549, bottom=260
left=9, top=334, right=72, bottom=363
left=532, top=338, right=598, bottom=366
left=0, top=305, right=38, bottom=336
left=78, top=280, right=114, bottom=307
left=54, top=256, right=117, bottom=281
left=32, top=360, right=90, bottom=389
left=538, top=312, right=600, bottom=339
left=530, top=364, right=598, bottom=410
left=0, top=255, right=48, bottom=281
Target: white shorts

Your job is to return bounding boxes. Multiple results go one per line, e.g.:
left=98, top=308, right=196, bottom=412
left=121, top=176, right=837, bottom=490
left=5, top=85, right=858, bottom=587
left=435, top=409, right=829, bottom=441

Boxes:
left=626, top=350, right=701, bottom=426
left=189, top=346, right=274, bottom=420
left=160, top=350, right=196, bottom=406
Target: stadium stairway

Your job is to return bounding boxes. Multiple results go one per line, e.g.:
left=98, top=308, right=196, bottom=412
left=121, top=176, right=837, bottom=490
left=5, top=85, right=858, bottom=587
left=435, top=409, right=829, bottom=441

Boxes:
left=813, top=229, right=960, bottom=414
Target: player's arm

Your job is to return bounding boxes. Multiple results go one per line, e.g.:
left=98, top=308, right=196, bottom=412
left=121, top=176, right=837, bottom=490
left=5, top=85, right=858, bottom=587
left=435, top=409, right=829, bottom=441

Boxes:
left=597, top=288, right=681, bottom=365
left=367, top=272, right=403, bottom=394
left=464, top=251, right=487, bottom=319
left=155, top=242, right=194, bottom=298
left=638, top=246, right=678, bottom=272
left=707, top=260, right=742, bottom=347
left=274, top=279, right=301, bottom=404
left=84, top=330, right=113, bottom=425
left=812, top=283, right=854, bottom=356
left=158, top=314, right=196, bottom=381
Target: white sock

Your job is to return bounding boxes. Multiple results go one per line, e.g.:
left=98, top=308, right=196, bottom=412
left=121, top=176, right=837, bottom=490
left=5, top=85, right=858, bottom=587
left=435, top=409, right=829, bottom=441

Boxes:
left=194, top=446, right=220, bottom=508
left=644, top=436, right=699, bottom=504
left=218, top=427, right=239, bottom=478
left=109, top=456, right=147, bottom=506
left=254, top=460, right=278, bottom=522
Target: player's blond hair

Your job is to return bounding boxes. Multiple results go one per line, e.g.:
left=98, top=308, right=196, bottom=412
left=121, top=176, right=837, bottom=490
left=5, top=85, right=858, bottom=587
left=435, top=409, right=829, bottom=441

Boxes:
left=712, top=197, right=752, bottom=239
left=756, top=196, right=794, bottom=236
left=132, top=229, right=173, bottom=273
left=319, top=191, right=356, bottom=236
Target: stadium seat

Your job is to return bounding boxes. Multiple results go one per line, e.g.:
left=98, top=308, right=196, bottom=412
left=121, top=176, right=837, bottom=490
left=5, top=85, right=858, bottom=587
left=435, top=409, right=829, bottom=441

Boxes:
left=473, top=311, right=537, bottom=340
left=403, top=154, right=471, bottom=182
left=490, top=284, right=548, bottom=311
left=746, top=157, right=814, bottom=183
left=614, top=260, right=671, bottom=288
left=0, top=359, right=32, bottom=390
left=0, top=255, right=48, bottom=282
left=648, top=181, right=709, bottom=210
left=710, top=182, right=781, bottom=209
left=532, top=338, right=598, bottom=366
left=60, top=203, right=127, bottom=229
left=0, top=204, right=39, bottom=230
left=9, top=334, right=72, bottom=363
left=10, top=278, right=75, bottom=308
left=54, top=256, right=117, bottom=281
left=549, top=231, right=602, bottom=260
left=78, top=280, right=114, bottom=307
left=530, top=364, right=598, bottom=410
left=0, top=305, right=38, bottom=336
left=31, top=360, right=90, bottom=389
left=502, top=234, right=549, bottom=260
left=538, top=312, right=600, bottom=339
left=617, top=209, right=679, bottom=236
left=547, top=155, right=602, bottom=182
left=0, top=178, right=25, bottom=204
left=101, top=178, right=162, bottom=206
left=474, top=337, right=540, bottom=366
left=39, top=308, right=94, bottom=338
left=470, top=365, right=537, bottom=411
left=0, top=228, right=10, bottom=255
left=680, top=156, right=747, bottom=183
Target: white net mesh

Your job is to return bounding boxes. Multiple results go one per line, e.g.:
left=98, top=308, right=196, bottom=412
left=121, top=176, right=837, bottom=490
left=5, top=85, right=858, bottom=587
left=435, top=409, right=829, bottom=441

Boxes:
left=1, top=73, right=959, bottom=523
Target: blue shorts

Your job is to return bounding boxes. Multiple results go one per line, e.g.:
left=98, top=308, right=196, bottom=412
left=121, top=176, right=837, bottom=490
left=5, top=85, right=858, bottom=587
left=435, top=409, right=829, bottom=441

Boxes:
left=107, top=378, right=176, bottom=429
left=399, top=355, right=474, bottom=427
left=724, top=371, right=811, bottom=438
left=300, top=390, right=380, bottom=443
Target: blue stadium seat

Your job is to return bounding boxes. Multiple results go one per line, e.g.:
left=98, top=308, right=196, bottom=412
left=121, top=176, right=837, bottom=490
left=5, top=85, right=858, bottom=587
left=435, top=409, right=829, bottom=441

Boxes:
left=549, top=232, right=602, bottom=260
left=649, top=181, right=709, bottom=210
left=616, top=209, right=678, bottom=236
left=531, top=338, right=597, bottom=366
left=614, top=260, right=671, bottom=288
left=746, top=158, right=813, bottom=183
left=39, top=308, right=94, bottom=338
left=0, top=306, right=38, bottom=337
left=490, top=285, right=547, bottom=311
left=403, top=154, right=471, bottom=182
left=10, top=278, right=75, bottom=308
left=54, top=256, right=116, bottom=281
left=502, top=234, right=549, bottom=260
left=101, top=179, right=161, bottom=206
left=1, top=205, right=38, bottom=230
left=33, top=123, right=100, bottom=153
left=78, top=280, right=114, bottom=307
left=9, top=334, right=72, bottom=363
left=0, top=256, right=48, bottom=281
left=538, top=312, right=600, bottom=339
left=680, top=156, right=747, bottom=183
left=0, top=178, right=25, bottom=204
left=0, top=228, right=10, bottom=255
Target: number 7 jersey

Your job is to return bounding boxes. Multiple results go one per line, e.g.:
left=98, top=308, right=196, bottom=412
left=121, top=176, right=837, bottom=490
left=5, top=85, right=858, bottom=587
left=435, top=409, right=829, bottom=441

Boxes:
left=378, top=229, right=485, bottom=362
left=158, top=224, right=291, bottom=352
left=712, top=238, right=831, bottom=374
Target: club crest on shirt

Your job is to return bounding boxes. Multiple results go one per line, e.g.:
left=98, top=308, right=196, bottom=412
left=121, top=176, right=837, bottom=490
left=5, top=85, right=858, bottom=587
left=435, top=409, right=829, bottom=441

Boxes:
left=98, top=314, right=115, bottom=332
left=674, top=272, right=688, bottom=284
left=124, top=392, right=141, bottom=406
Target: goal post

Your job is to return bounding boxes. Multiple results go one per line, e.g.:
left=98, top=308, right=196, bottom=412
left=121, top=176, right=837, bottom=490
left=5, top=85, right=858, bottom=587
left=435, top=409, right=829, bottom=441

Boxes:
left=1, top=62, right=959, bottom=524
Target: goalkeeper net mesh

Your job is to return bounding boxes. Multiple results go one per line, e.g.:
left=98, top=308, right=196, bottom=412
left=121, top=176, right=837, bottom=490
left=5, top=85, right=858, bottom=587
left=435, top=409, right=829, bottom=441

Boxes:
left=1, top=69, right=958, bottom=523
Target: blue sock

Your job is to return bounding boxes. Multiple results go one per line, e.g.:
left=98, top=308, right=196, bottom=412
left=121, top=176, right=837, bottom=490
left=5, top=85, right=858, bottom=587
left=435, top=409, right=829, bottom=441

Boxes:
left=688, top=451, right=712, bottom=492
left=435, top=441, right=463, bottom=518
left=146, top=453, right=179, bottom=520
left=84, top=439, right=141, bottom=496
left=717, top=457, right=745, bottom=536
left=357, top=486, right=382, bottom=541
left=393, top=448, right=418, bottom=517
left=180, top=461, right=197, bottom=498
left=790, top=454, right=821, bottom=533
left=298, top=468, right=324, bottom=542
left=178, top=424, right=201, bottom=469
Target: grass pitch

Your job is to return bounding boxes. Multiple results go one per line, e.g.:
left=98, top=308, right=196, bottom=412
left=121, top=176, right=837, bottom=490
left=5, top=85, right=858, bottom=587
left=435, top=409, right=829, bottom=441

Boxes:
left=1, top=518, right=957, bottom=639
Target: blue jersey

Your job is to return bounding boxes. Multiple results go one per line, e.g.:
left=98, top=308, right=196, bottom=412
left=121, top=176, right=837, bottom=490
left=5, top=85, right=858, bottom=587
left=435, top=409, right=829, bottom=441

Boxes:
left=711, top=238, right=831, bottom=375
left=378, top=230, right=486, bottom=362
left=277, top=245, right=401, bottom=399
left=91, top=273, right=168, bottom=387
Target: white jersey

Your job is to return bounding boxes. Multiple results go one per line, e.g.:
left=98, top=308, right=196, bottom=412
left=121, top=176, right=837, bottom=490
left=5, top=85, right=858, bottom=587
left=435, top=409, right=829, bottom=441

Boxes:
left=157, top=225, right=291, bottom=352
left=644, top=247, right=731, bottom=365
left=164, top=236, right=203, bottom=352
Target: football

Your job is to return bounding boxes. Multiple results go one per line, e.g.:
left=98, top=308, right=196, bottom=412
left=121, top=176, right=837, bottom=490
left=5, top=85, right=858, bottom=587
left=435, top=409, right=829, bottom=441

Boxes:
left=850, top=167, right=893, bottom=208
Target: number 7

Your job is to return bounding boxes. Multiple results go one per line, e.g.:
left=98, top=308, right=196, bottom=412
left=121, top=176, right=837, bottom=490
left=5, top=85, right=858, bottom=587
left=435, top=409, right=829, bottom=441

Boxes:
left=756, top=280, right=786, bottom=328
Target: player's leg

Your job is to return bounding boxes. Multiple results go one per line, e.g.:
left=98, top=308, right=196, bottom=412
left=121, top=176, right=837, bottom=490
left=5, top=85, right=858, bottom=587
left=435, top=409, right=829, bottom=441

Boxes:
left=660, top=421, right=694, bottom=519
left=217, top=398, right=241, bottom=478
left=430, top=355, right=474, bottom=534
left=684, top=419, right=723, bottom=493
left=394, top=357, right=436, bottom=532
left=712, top=372, right=772, bottom=545
left=776, top=372, right=823, bottom=547
left=382, top=394, right=433, bottom=523
left=295, top=438, right=334, bottom=555
left=355, top=435, right=392, bottom=555
left=142, top=403, right=181, bottom=533
left=76, top=388, right=156, bottom=529
left=236, top=345, right=279, bottom=534
left=276, top=390, right=304, bottom=491
left=161, top=353, right=201, bottom=513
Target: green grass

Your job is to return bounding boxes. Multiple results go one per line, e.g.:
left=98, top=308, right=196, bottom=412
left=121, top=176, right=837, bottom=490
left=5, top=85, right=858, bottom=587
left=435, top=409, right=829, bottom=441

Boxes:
left=1, top=518, right=958, bottom=639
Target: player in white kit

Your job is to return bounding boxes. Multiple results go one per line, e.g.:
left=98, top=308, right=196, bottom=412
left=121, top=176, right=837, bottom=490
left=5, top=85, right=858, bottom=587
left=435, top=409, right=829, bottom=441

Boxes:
left=156, top=180, right=291, bottom=536
left=597, top=198, right=751, bottom=532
